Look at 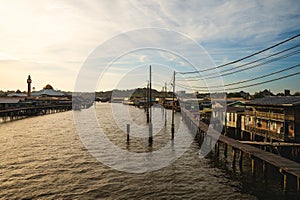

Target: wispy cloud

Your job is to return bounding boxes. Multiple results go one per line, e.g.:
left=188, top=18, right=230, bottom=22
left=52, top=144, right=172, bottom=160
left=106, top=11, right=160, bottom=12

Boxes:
left=0, top=0, right=299, bottom=92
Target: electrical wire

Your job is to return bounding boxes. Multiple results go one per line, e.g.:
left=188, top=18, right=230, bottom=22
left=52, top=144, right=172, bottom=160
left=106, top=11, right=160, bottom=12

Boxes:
left=176, top=69, right=300, bottom=92
left=179, top=63, right=300, bottom=88
left=177, top=33, right=300, bottom=75
left=177, top=47, right=300, bottom=81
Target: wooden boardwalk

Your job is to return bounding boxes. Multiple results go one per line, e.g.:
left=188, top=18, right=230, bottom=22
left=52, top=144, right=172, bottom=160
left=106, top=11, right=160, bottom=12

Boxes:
left=181, top=108, right=300, bottom=192
left=0, top=105, right=72, bottom=122
left=219, top=134, right=300, bottom=178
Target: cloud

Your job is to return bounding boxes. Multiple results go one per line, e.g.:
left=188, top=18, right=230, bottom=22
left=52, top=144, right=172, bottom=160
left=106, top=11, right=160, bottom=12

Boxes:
left=0, top=0, right=299, bottom=91
left=0, top=52, right=19, bottom=61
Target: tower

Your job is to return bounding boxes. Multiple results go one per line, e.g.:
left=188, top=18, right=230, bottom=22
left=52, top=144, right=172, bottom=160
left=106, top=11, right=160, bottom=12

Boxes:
left=27, top=75, right=32, bottom=96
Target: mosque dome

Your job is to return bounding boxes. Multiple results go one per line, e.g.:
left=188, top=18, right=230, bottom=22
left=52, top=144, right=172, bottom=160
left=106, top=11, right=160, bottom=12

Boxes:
left=43, top=84, right=54, bottom=90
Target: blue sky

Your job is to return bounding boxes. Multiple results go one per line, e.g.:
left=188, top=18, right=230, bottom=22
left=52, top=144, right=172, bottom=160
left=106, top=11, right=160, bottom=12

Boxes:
left=0, top=0, right=300, bottom=94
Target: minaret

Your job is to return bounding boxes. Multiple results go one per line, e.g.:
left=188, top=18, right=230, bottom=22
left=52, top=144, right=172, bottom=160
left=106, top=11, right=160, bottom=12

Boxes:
left=27, top=75, right=32, bottom=96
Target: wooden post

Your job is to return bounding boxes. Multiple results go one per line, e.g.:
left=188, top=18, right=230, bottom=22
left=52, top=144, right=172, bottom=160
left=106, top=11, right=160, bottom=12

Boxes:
left=241, top=131, right=244, bottom=141
left=279, top=169, right=287, bottom=193
left=224, top=113, right=228, bottom=136
left=215, top=142, right=220, bottom=157
left=164, top=82, right=167, bottom=126
left=239, top=150, right=243, bottom=172
left=297, top=177, right=300, bottom=194
left=171, top=71, right=175, bottom=140
left=283, top=173, right=287, bottom=193
left=127, top=124, right=130, bottom=142
left=146, top=82, right=149, bottom=123
left=224, top=143, right=228, bottom=158
left=149, top=123, right=153, bottom=144
left=251, top=157, right=256, bottom=178
left=262, top=161, right=267, bottom=181
left=232, top=148, right=236, bottom=169
left=149, top=65, right=152, bottom=124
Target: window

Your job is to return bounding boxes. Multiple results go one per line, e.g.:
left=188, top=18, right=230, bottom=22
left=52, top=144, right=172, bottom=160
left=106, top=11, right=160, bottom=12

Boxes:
left=256, top=119, right=262, bottom=127
left=229, top=113, right=232, bottom=122
left=270, top=121, right=276, bottom=131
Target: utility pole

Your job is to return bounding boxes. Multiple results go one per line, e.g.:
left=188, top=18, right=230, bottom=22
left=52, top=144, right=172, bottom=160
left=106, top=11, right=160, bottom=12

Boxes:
left=149, top=65, right=153, bottom=144
left=171, top=71, right=175, bottom=140
left=146, top=81, right=149, bottom=123
left=149, top=65, right=152, bottom=124
left=165, top=82, right=167, bottom=126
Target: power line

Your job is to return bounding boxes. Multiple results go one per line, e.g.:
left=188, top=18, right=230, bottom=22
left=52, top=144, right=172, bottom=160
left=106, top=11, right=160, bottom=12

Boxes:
left=176, top=69, right=300, bottom=92
left=179, top=63, right=300, bottom=88
left=226, top=71, right=300, bottom=91
left=177, top=46, right=300, bottom=81
left=177, top=49, right=300, bottom=81
left=177, top=33, right=300, bottom=75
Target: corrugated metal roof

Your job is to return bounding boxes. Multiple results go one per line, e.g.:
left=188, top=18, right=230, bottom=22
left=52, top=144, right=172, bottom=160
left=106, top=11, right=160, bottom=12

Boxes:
left=7, top=93, right=27, bottom=97
left=0, top=97, right=21, bottom=104
left=247, top=96, right=300, bottom=106
left=32, top=89, right=65, bottom=97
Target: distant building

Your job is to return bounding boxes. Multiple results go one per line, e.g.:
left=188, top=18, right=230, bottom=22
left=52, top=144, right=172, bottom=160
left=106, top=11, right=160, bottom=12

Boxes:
left=243, top=96, right=300, bottom=142
left=284, top=89, right=290, bottom=96
left=32, top=84, right=65, bottom=97
left=0, top=97, right=24, bottom=110
left=239, top=91, right=251, bottom=99
left=7, top=90, right=27, bottom=97
left=0, top=76, right=71, bottom=111
left=211, top=99, right=247, bottom=138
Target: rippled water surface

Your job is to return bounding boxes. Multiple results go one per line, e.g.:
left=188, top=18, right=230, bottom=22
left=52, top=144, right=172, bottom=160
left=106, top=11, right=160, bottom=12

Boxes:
left=0, top=103, right=261, bottom=199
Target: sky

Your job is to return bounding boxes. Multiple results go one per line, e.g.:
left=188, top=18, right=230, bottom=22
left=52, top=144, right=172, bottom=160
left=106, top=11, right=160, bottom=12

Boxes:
left=0, top=0, right=300, bottom=94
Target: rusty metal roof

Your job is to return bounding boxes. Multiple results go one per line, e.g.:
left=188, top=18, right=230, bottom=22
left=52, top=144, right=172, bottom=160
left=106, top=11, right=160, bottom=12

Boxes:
left=247, top=96, right=300, bottom=106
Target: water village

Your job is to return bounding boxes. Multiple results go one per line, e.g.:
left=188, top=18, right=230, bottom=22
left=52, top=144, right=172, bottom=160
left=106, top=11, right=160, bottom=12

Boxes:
left=1, top=75, right=300, bottom=195
left=96, top=85, right=300, bottom=194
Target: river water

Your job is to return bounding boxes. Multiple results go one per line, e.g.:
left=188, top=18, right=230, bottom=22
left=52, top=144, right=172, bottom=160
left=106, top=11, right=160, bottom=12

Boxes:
left=0, top=103, right=290, bottom=199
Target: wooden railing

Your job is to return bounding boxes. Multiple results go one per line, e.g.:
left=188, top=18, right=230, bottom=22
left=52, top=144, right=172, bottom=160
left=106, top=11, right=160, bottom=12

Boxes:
left=244, top=125, right=285, bottom=140
left=245, top=110, right=285, bottom=121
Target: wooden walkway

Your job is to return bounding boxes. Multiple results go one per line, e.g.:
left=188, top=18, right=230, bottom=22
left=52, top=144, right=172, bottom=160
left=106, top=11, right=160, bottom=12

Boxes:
left=0, top=105, right=72, bottom=121
left=220, top=134, right=300, bottom=179
left=181, top=108, right=300, bottom=191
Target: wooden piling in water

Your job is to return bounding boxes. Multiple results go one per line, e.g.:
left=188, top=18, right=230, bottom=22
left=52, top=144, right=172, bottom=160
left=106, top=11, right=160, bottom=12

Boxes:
left=239, top=150, right=243, bottom=171
left=232, top=148, right=236, bottom=169
left=297, top=177, right=300, bottom=193
left=149, top=123, right=153, bottom=144
left=127, top=124, right=130, bottom=142
left=224, top=143, right=228, bottom=158
left=215, top=142, right=220, bottom=157
left=181, top=107, right=300, bottom=194
left=251, top=157, right=256, bottom=178
left=262, top=161, right=267, bottom=181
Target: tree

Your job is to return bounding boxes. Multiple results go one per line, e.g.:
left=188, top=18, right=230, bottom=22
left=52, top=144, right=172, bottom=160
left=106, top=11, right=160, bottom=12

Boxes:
left=294, top=91, right=300, bottom=96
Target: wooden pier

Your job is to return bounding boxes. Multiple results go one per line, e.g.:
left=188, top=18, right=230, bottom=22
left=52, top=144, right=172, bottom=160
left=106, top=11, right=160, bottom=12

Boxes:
left=181, top=108, right=300, bottom=193
left=0, top=105, right=72, bottom=122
